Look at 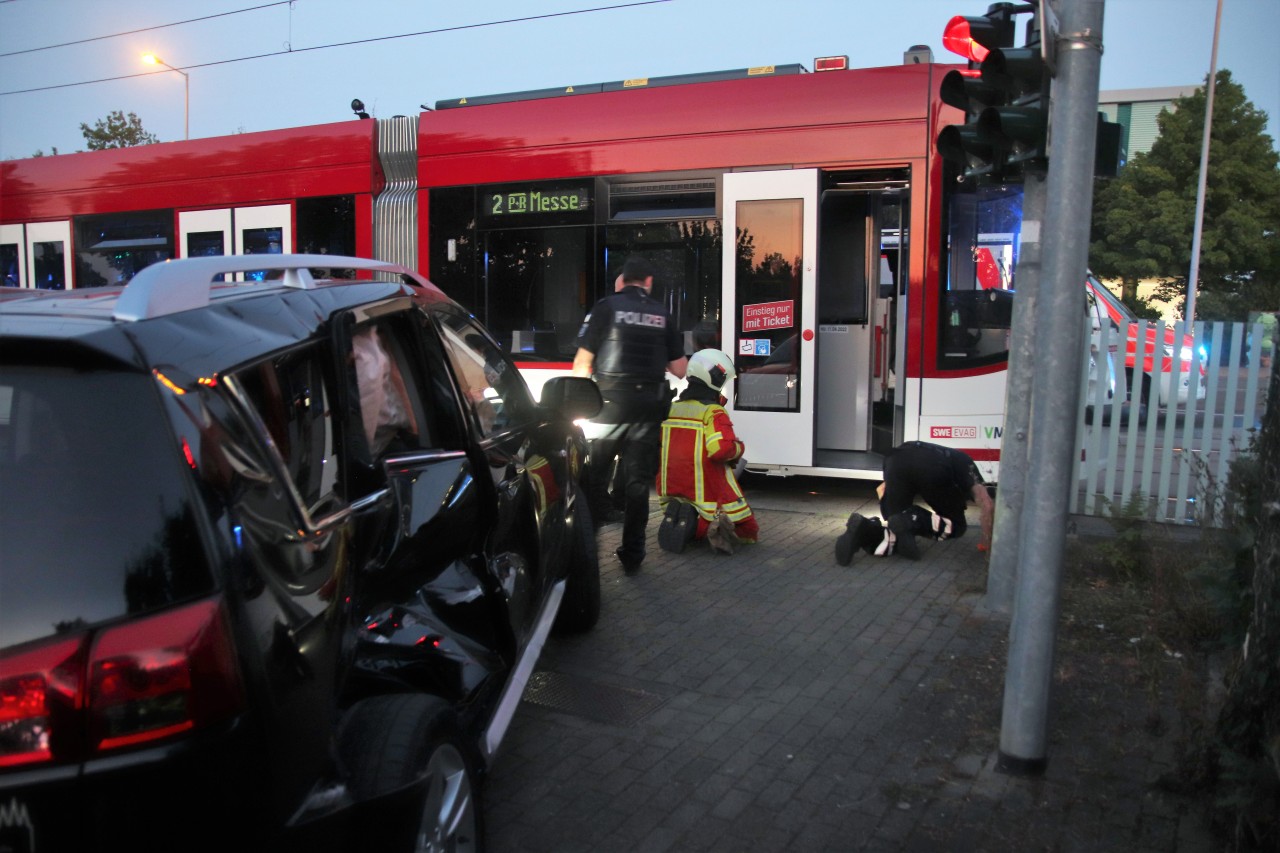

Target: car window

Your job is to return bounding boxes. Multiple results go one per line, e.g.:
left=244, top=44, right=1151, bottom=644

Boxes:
left=231, top=346, right=339, bottom=517
left=0, top=366, right=213, bottom=649
left=1085, top=286, right=1105, bottom=332
left=1088, top=276, right=1133, bottom=322
left=435, top=308, right=535, bottom=438
left=345, top=318, right=430, bottom=457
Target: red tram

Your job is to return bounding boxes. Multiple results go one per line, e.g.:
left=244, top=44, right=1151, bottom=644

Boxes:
left=1, top=55, right=1027, bottom=479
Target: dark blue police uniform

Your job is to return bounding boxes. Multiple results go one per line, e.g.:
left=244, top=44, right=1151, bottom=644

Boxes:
left=880, top=440, right=984, bottom=539
left=577, top=280, right=684, bottom=572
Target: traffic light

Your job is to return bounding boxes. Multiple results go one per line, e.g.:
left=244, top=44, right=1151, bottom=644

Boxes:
left=937, top=65, right=1006, bottom=180
left=976, top=44, right=1049, bottom=171
left=1095, top=116, right=1125, bottom=177
left=937, top=3, right=1050, bottom=183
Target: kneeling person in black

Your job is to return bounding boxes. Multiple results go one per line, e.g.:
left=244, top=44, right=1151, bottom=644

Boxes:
left=836, top=441, right=994, bottom=564
left=574, top=257, right=688, bottom=574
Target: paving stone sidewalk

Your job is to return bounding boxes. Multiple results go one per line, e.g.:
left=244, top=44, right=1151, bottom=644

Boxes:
left=483, top=483, right=1217, bottom=852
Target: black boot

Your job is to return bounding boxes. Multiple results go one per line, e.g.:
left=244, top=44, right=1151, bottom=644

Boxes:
left=658, top=502, right=699, bottom=554
left=835, top=513, right=882, bottom=566
left=887, top=512, right=920, bottom=559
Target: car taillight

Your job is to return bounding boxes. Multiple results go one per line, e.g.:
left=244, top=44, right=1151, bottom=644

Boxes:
left=89, top=598, right=244, bottom=752
left=0, top=597, right=244, bottom=768
left=0, top=637, right=85, bottom=769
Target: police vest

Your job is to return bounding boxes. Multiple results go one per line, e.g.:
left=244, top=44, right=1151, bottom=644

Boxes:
left=592, top=288, right=673, bottom=382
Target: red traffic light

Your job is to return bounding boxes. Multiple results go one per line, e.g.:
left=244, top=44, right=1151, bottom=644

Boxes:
left=942, top=10, right=1016, bottom=62
left=942, top=16, right=991, bottom=63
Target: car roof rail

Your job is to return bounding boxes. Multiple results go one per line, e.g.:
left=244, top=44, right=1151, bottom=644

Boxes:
left=113, top=254, right=419, bottom=322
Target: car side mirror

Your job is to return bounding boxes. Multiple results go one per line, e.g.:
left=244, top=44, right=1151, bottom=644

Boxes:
left=539, top=376, right=602, bottom=421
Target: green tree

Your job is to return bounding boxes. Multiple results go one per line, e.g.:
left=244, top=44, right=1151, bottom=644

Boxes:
left=80, top=110, right=159, bottom=150
left=1090, top=70, right=1280, bottom=320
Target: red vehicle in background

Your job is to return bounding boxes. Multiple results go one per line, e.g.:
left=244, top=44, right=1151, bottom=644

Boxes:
left=1085, top=274, right=1207, bottom=407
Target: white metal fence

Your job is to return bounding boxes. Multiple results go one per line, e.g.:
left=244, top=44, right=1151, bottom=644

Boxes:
left=1072, top=318, right=1273, bottom=526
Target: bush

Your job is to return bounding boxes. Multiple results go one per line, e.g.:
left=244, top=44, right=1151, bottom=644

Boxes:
left=1099, top=430, right=1278, bottom=850
left=1196, top=395, right=1279, bottom=850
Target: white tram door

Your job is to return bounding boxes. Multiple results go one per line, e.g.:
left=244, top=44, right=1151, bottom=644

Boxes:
left=22, top=222, right=72, bottom=290
left=721, top=170, right=819, bottom=468
left=179, top=204, right=292, bottom=280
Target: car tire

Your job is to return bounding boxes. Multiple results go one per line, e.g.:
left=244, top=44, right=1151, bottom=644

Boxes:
left=342, top=694, right=485, bottom=853
left=554, top=494, right=600, bottom=634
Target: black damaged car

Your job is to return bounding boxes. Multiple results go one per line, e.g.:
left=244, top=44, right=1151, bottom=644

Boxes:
left=0, top=255, right=602, bottom=852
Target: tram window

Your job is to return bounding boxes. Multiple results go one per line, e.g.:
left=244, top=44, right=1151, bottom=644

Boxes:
left=33, top=241, right=66, bottom=290
left=483, top=227, right=594, bottom=359
left=243, top=226, right=283, bottom=282
left=878, top=199, right=907, bottom=299
left=879, top=253, right=896, bottom=299
left=732, top=199, right=803, bottom=413
left=74, top=209, right=173, bottom=288
left=818, top=194, right=869, bottom=325
left=297, top=195, right=356, bottom=258
left=243, top=227, right=283, bottom=256
left=186, top=231, right=227, bottom=282
left=605, top=219, right=721, bottom=348
left=187, top=231, right=225, bottom=258
left=428, top=187, right=481, bottom=311
left=1, top=243, right=18, bottom=287
left=939, top=184, right=1022, bottom=368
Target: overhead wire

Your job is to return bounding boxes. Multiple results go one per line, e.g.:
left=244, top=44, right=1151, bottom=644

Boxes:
left=0, top=1, right=673, bottom=97
left=0, top=2, right=293, bottom=58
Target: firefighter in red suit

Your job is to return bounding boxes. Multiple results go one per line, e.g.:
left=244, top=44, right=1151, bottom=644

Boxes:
left=655, top=349, right=758, bottom=553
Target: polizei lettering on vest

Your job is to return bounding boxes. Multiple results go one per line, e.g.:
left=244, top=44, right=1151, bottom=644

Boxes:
left=614, top=310, right=667, bottom=328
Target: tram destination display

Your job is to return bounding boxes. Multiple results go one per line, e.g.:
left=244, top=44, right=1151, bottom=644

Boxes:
left=478, top=181, right=594, bottom=227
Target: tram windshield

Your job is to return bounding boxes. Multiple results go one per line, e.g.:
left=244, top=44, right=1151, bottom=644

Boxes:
left=940, top=183, right=1023, bottom=369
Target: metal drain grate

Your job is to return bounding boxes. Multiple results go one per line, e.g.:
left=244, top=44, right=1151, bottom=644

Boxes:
left=523, top=670, right=669, bottom=726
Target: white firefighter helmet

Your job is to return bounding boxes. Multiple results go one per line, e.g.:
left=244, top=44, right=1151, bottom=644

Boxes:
left=687, top=348, right=736, bottom=392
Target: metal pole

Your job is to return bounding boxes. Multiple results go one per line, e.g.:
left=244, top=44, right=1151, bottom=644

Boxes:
left=998, top=0, right=1105, bottom=776
left=1186, top=0, right=1223, bottom=324
left=152, top=58, right=189, bottom=141
left=986, top=171, right=1047, bottom=615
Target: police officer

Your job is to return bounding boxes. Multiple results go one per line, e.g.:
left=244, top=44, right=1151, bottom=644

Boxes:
left=574, top=257, right=688, bottom=574
left=835, top=440, right=994, bottom=565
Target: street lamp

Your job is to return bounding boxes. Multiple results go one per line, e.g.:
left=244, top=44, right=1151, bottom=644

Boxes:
left=141, top=53, right=188, bottom=140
